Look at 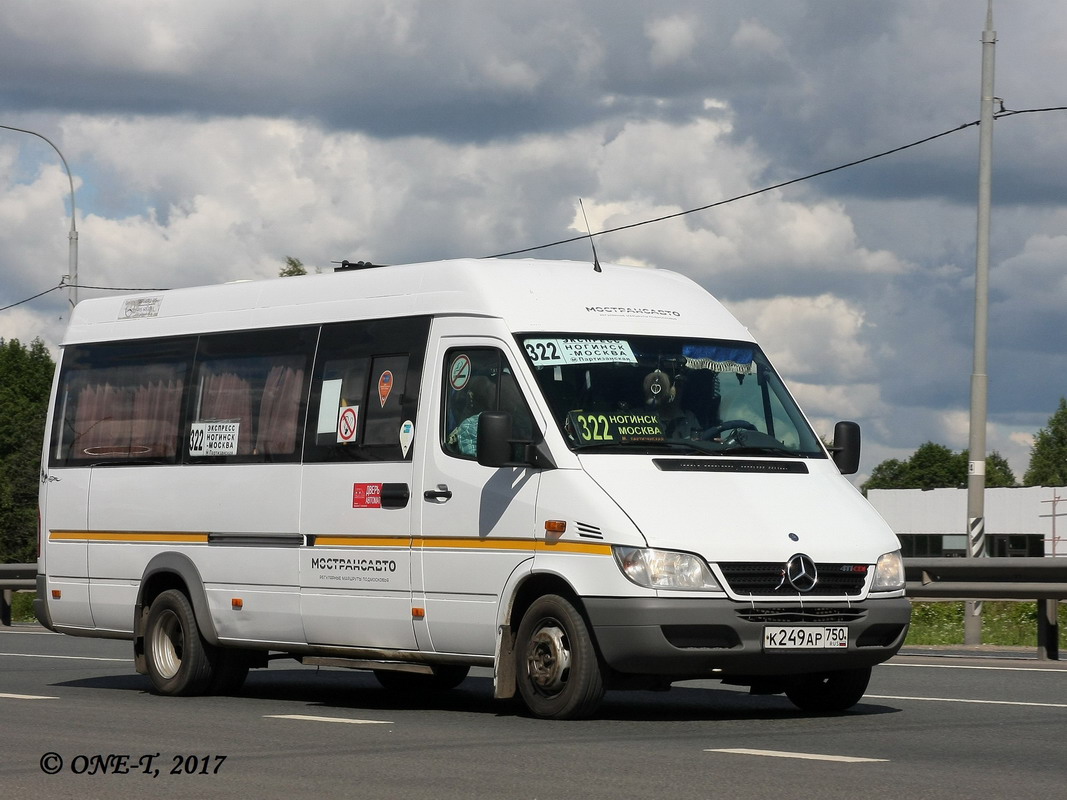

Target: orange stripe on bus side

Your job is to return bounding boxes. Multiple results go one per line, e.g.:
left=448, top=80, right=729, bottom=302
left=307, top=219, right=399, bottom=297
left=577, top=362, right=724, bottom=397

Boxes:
left=48, top=531, right=612, bottom=556
left=50, top=531, right=209, bottom=543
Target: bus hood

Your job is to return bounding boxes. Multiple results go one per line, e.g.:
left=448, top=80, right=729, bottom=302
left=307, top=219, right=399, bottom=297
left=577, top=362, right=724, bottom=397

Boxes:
left=577, top=454, right=899, bottom=564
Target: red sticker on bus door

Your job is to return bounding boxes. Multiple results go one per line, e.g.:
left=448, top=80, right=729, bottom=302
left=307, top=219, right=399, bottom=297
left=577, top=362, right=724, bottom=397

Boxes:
left=352, top=483, right=383, bottom=508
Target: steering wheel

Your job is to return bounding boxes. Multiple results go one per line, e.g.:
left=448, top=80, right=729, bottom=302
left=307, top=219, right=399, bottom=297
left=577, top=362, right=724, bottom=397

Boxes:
left=701, top=419, right=757, bottom=441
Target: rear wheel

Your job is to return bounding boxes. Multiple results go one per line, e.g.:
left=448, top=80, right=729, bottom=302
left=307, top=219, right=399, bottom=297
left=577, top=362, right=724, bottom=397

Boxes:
left=785, top=667, right=871, bottom=713
left=374, top=665, right=470, bottom=692
left=144, top=589, right=216, bottom=696
left=515, top=594, right=604, bottom=720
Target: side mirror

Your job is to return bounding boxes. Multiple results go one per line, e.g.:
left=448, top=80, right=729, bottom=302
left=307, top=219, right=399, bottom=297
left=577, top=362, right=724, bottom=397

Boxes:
left=476, top=411, right=514, bottom=467
left=830, top=420, right=861, bottom=475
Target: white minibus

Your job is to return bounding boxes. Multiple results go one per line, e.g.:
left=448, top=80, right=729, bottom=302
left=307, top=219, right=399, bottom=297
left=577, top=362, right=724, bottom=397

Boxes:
left=36, top=258, right=909, bottom=719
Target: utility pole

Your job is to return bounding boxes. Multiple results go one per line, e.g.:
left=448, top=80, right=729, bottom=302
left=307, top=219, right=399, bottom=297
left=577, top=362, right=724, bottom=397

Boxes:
left=1040, top=492, right=1064, bottom=557
left=965, top=0, right=996, bottom=645
left=0, top=124, right=79, bottom=310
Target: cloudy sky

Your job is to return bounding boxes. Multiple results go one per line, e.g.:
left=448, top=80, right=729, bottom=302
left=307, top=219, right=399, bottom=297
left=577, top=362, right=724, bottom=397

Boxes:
left=2, top=0, right=1065, bottom=483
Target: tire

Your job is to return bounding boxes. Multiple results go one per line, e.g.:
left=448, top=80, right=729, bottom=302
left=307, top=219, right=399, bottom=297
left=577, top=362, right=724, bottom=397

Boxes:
left=514, top=594, right=605, bottom=720
left=374, top=665, right=470, bottom=692
left=208, top=649, right=251, bottom=695
left=144, top=589, right=216, bottom=696
left=785, top=667, right=871, bottom=713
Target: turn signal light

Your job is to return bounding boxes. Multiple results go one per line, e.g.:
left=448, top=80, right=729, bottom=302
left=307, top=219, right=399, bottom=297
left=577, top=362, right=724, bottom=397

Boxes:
left=545, top=520, right=567, bottom=534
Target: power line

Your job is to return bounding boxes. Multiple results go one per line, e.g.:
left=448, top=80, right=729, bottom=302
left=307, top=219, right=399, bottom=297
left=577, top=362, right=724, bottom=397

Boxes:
left=0, top=284, right=64, bottom=313
left=485, top=107, right=1067, bottom=259
left=69, top=283, right=171, bottom=292
left=3, top=106, right=1065, bottom=314
left=0, top=283, right=170, bottom=315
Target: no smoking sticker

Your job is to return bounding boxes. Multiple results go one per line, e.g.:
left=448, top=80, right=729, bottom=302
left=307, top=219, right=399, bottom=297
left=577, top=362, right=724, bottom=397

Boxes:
left=449, top=354, right=472, bottom=390
left=337, top=406, right=359, bottom=443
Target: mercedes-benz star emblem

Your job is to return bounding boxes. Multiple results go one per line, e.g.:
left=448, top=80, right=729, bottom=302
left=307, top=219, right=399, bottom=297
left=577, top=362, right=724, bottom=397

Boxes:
left=785, top=554, right=818, bottom=592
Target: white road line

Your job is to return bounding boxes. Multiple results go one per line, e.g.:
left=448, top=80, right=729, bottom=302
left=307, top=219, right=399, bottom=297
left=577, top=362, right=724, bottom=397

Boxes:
left=706, top=748, right=887, bottom=763
left=0, top=692, right=59, bottom=700
left=866, top=694, right=1067, bottom=709
left=0, top=652, right=129, bottom=662
left=265, top=714, right=392, bottom=725
left=888, top=662, right=1067, bottom=673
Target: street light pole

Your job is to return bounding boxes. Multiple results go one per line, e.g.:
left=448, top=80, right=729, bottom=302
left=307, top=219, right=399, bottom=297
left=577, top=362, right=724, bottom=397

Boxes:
left=965, top=0, right=996, bottom=644
left=0, top=124, right=79, bottom=310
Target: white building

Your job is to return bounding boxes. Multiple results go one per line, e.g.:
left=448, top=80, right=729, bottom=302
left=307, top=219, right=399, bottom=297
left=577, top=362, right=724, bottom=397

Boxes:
left=867, top=487, right=1067, bottom=558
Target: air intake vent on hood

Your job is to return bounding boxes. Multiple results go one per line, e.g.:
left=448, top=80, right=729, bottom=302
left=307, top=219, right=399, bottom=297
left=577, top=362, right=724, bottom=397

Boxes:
left=576, top=522, right=604, bottom=540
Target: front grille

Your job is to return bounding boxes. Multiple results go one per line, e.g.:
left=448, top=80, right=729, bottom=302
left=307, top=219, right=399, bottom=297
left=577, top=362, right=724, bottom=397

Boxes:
left=718, top=562, right=867, bottom=597
left=735, top=606, right=867, bottom=624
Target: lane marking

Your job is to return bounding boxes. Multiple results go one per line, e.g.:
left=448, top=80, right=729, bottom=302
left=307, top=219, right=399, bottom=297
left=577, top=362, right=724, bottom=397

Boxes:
left=888, top=662, right=1067, bottom=673
left=0, top=630, right=60, bottom=635
left=0, top=692, right=59, bottom=700
left=706, top=748, right=887, bottom=763
left=867, top=694, right=1067, bottom=709
left=0, top=652, right=129, bottom=662
left=265, top=714, right=392, bottom=725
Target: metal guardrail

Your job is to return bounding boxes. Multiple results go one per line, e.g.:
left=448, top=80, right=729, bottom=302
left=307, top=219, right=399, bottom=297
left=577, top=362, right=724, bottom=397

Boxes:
left=5, top=558, right=1065, bottom=657
left=905, top=557, right=1066, bottom=660
left=1, top=563, right=37, bottom=626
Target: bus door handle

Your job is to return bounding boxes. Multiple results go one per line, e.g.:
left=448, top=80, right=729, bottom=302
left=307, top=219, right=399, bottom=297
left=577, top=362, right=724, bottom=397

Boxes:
left=423, top=485, right=453, bottom=502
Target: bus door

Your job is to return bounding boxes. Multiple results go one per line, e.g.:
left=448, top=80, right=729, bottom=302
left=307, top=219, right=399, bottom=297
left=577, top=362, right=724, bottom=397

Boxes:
left=415, top=333, right=541, bottom=656
left=299, top=318, right=430, bottom=650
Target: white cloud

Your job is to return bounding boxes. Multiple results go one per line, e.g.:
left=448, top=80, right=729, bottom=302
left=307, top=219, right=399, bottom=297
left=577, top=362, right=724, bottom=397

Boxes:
left=646, top=15, right=699, bottom=68
left=2, top=0, right=1067, bottom=486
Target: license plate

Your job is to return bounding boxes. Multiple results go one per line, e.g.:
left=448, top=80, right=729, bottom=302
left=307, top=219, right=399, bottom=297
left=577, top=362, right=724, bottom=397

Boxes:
left=763, top=626, right=848, bottom=649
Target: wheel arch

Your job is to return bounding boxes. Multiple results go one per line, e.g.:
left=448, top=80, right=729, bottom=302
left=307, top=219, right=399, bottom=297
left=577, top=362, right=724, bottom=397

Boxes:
left=133, top=553, right=219, bottom=674
left=493, top=570, right=594, bottom=701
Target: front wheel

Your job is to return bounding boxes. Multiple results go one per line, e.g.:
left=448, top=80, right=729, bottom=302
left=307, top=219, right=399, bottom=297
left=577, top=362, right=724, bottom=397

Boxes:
left=144, top=589, right=216, bottom=696
left=514, top=594, right=605, bottom=720
left=785, top=667, right=871, bottom=713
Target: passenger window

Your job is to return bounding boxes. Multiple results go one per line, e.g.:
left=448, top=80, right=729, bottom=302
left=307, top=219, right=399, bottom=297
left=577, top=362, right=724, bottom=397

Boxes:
left=50, top=338, right=195, bottom=466
left=442, top=348, right=534, bottom=460
left=304, top=317, right=430, bottom=462
left=187, top=328, right=315, bottom=463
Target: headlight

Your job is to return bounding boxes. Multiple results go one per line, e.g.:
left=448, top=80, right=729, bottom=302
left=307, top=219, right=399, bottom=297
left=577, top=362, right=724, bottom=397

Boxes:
left=613, top=547, right=723, bottom=591
left=871, top=550, right=905, bottom=592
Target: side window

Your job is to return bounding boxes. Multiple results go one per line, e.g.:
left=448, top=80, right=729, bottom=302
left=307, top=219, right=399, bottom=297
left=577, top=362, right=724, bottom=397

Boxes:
left=50, top=338, right=195, bottom=466
left=304, top=316, right=430, bottom=462
left=186, top=328, right=315, bottom=463
left=442, top=348, right=534, bottom=459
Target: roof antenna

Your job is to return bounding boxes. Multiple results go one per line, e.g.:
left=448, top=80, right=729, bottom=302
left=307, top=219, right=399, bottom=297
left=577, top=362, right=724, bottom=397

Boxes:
left=578, top=198, right=602, bottom=273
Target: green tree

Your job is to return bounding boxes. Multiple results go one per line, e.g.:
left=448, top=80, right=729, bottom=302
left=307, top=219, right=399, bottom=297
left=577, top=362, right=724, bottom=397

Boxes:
left=1024, top=397, right=1067, bottom=486
left=278, top=256, right=307, bottom=277
left=0, top=338, right=55, bottom=563
left=863, top=441, right=1016, bottom=492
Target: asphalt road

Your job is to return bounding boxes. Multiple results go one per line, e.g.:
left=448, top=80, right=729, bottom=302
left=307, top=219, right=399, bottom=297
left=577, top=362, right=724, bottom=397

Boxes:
left=2, top=625, right=1066, bottom=799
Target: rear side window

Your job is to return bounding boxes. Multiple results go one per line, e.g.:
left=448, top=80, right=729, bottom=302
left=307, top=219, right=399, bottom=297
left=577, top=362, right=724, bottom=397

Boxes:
left=186, top=328, right=316, bottom=463
left=304, top=316, right=430, bottom=462
left=50, top=338, right=195, bottom=465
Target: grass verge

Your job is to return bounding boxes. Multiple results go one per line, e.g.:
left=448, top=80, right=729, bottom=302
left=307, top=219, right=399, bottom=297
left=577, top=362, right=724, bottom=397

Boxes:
left=906, top=600, right=1067, bottom=648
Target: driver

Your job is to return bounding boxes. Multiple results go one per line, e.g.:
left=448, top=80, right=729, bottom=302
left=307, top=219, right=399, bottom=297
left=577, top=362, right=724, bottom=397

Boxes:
left=642, top=369, right=699, bottom=439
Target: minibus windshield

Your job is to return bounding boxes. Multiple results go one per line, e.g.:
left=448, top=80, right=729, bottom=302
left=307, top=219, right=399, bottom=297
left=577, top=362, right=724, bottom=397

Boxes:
left=519, top=334, right=826, bottom=458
